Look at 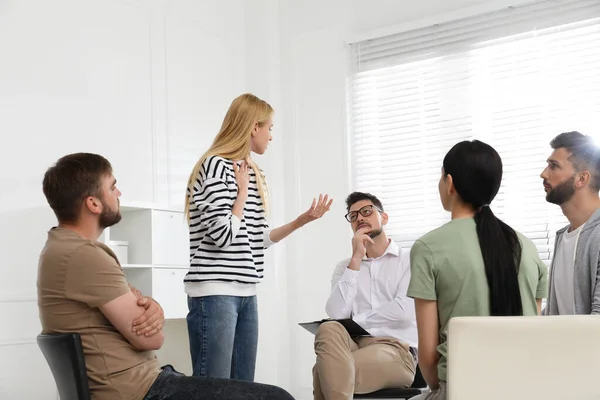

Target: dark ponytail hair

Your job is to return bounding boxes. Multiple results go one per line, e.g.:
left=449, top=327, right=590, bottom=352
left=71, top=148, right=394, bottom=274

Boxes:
left=443, top=140, right=523, bottom=316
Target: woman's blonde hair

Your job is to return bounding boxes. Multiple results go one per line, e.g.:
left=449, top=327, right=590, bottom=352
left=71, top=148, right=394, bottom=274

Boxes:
left=185, top=93, right=273, bottom=222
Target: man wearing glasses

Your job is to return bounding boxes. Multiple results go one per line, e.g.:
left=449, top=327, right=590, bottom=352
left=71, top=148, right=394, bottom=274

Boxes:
left=312, top=192, right=418, bottom=400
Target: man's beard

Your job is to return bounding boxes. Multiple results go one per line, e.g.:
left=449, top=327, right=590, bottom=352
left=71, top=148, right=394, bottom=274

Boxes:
left=99, top=199, right=122, bottom=228
left=545, top=175, right=576, bottom=205
left=368, top=229, right=383, bottom=239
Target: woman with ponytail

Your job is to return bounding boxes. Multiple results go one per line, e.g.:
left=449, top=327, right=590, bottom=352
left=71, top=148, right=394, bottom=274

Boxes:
left=184, top=93, right=332, bottom=381
left=407, top=140, right=548, bottom=400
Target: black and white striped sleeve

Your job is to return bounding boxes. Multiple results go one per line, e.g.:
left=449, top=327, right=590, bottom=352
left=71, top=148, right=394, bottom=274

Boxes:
left=191, top=157, right=239, bottom=249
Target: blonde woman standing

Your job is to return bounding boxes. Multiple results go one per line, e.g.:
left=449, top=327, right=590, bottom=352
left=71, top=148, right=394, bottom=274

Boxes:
left=184, top=93, right=332, bottom=381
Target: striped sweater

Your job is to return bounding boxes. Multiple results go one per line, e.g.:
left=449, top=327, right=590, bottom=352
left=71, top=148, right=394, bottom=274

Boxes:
left=184, top=155, right=273, bottom=297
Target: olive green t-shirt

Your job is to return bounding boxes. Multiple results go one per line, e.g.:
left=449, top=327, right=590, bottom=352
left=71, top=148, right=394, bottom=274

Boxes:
left=407, top=218, right=548, bottom=382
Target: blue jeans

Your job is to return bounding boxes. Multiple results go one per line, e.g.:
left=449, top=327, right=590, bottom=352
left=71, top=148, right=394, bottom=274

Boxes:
left=143, top=365, right=294, bottom=400
left=186, top=295, right=258, bottom=381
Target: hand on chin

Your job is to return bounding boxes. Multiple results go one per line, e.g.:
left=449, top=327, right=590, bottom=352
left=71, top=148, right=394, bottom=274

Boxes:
left=357, top=224, right=373, bottom=235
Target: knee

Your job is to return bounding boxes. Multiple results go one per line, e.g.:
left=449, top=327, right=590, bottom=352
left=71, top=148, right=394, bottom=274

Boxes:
left=314, top=322, right=350, bottom=354
left=315, top=321, right=345, bottom=341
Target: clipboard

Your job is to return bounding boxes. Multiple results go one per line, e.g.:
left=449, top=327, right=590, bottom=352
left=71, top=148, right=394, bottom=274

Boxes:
left=298, top=318, right=371, bottom=337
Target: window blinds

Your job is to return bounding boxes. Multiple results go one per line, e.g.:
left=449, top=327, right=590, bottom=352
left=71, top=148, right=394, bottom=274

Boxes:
left=349, top=0, right=600, bottom=262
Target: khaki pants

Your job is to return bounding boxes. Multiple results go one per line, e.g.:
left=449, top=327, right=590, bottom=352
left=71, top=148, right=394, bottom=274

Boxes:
left=312, top=321, right=416, bottom=400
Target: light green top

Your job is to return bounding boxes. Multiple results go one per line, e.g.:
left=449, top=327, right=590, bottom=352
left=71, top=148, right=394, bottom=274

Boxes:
left=407, top=218, right=548, bottom=382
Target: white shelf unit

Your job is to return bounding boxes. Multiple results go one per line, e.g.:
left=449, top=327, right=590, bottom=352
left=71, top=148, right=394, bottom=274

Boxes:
left=100, top=201, right=190, bottom=320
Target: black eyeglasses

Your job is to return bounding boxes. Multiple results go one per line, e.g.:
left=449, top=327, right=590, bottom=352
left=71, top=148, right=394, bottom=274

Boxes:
left=345, top=205, right=383, bottom=222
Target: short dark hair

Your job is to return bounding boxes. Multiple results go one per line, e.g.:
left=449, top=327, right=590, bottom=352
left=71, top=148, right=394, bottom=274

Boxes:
left=345, top=192, right=384, bottom=212
left=42, top=153, right=113, bottom=223
left=550, top=131, right=600, bottom=190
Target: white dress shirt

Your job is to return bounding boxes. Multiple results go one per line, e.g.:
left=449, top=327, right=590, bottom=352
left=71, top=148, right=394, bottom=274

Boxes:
left=325, top=239, right=418, bottom=348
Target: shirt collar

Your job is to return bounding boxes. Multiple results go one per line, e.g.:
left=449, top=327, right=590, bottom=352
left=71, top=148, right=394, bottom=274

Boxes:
left=365, top=238, right=400, bottom=260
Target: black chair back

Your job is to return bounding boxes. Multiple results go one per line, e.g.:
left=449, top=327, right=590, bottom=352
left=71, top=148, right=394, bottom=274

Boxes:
left=37, top=333, right=91, bottom=400
left=411, top=365, right=427, bottom=388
